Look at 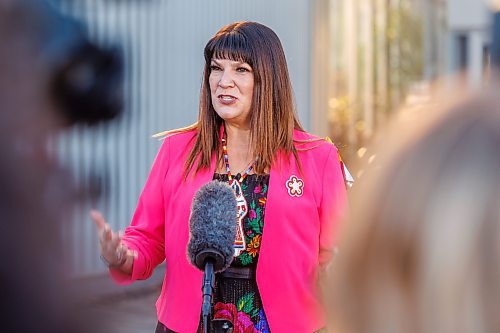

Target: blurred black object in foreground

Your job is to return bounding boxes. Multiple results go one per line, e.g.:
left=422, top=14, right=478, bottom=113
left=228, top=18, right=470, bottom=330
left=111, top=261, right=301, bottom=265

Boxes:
left=51, top=39, right=123, bottom=126
left=0, top=1, right=123, bottom=332
left=13, top=0, right=124, bottom=126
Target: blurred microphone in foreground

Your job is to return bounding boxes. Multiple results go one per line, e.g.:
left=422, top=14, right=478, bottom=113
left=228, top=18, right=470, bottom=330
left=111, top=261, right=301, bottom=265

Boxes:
left=28, top=0, right=123, bottom=126
left=188, top=181, right=237, bottom=333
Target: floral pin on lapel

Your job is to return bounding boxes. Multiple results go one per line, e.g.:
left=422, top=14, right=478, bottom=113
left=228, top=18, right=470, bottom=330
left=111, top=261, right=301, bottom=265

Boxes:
left=286, top=175, right=304, bottom=197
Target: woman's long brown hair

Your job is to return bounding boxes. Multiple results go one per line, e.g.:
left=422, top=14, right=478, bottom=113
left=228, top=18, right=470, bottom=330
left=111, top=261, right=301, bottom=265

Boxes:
left=181, top=21, right=305, bottom=178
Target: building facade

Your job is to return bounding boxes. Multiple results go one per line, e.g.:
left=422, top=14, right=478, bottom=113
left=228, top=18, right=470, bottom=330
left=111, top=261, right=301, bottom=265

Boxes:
left=448, top=0, right=491, bottom=86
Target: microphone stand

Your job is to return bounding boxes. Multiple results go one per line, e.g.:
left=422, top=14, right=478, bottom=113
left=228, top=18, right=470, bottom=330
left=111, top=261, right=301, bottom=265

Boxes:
left=195, top=247, right=234, bottom=333
left=201, top=260, right=234, bottom=333
left=201, top=259, right=215, bottom=333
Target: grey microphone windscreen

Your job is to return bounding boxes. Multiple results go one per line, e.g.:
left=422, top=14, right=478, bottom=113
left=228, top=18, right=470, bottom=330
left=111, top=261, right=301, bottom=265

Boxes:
left=187, top=180, right=237, bottom=272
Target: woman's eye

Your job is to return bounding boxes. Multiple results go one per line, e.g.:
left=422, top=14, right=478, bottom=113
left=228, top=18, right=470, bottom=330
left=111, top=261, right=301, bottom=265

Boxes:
left=210, top=65, right=221, bottom=71
left=237, top=67, right=250, bottom=72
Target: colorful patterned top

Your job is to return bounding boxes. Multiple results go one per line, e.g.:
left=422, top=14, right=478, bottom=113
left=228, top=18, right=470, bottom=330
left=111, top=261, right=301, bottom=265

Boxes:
left=197, top=173, right=271, bottom=333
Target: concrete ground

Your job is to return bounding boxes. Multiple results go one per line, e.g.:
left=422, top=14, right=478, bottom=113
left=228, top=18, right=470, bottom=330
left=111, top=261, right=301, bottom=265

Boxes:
left=88, top=288, right=160, bottom=333
left=75, top=266, right=166, bottom=333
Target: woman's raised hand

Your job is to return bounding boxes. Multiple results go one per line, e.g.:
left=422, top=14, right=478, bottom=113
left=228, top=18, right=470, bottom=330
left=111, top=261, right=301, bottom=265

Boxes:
left=90, top=209, right=136, bottom=274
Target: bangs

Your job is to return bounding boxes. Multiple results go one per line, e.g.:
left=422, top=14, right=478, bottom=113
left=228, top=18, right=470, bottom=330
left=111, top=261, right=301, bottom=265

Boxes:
left=204, top=31, right=253, bottom=66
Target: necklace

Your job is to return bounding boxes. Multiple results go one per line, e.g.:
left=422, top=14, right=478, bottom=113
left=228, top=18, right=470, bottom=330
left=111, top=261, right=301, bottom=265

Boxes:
left=221, top=135, right=255, bottom=257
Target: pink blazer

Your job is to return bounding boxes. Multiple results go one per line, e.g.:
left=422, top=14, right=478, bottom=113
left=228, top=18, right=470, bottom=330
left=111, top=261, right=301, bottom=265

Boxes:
left=110, top=128, right=347, bottom=332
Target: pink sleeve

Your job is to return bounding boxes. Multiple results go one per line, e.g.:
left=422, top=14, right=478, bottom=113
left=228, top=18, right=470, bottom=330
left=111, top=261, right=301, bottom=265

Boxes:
left=318, top=144, right=348, bottom=267
left=110, top=137, right=171, bottom=284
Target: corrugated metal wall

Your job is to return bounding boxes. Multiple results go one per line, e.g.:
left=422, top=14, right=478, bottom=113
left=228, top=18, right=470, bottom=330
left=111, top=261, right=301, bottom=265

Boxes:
left=53, top=0, right=314, bottom=277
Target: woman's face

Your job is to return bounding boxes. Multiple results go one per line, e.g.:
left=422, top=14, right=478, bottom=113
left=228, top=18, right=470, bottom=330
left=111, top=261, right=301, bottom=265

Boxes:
left=209, top=58, right=254, bottom=128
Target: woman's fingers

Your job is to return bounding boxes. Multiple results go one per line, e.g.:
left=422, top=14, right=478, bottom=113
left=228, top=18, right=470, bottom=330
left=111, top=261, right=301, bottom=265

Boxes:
left=91, top=210, right=116, bottom=249
left=127, top=248, right=138, bottom=259
left=90, top=210, right=134, bottom=267
left=110, top=229, right=121, bottom=249
left=102, top=228, right=118, bottom=251
left=110, top=242, right=136, bottom=267
left=105, top=225, right=113, bottom=241
left=90, top=209, right=106, bottom=230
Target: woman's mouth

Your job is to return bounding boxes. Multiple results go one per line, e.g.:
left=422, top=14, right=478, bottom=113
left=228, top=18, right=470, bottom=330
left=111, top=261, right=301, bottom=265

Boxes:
left=218, top=94, right=237, bottom=105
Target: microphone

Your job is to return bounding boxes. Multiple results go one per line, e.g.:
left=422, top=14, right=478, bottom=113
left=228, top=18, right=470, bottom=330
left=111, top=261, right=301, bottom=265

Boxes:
left=187, top=180, right=237, bottom=332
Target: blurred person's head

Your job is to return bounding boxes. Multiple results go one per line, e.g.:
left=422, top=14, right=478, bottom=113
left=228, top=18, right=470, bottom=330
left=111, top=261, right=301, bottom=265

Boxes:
left=0, top=0, right=121, bottom=332
left=0, top=1, right=74, bottom=330
left=326, top=87, right=500, bottom=333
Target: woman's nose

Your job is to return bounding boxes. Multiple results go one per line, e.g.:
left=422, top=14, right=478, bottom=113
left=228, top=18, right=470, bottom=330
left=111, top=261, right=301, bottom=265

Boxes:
left=218, top=70, right=235, bottom=88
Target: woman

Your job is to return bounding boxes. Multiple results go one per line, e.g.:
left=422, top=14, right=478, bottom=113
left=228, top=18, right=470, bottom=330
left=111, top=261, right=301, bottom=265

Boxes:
left=326, top=87, right=500, bottom=333
left=92, top=21, right=347, bottom=333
